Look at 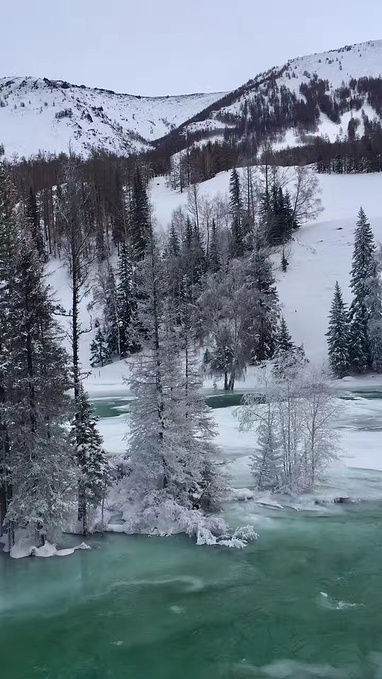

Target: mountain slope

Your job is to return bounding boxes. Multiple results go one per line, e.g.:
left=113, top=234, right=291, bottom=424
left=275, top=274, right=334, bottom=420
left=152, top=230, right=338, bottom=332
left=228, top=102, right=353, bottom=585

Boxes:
left=1, top=39, right=382, bottom=161
left=157, top=39, right=382, bottom=155
left=0, top=77, right=225, bottom=159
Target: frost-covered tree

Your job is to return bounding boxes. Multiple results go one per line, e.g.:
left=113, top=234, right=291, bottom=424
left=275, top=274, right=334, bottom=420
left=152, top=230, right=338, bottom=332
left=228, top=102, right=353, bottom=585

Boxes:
left=2, top=214, right=76, bottom=545
left=123, top=223, right=227, bottom=533
left=240, top=374, right=282, bottom=491
left=0, top=165, right=18, bottom=541
left=117, top=240, right=141, bottom=356
left=71, top=387, right=111, bottom=535
left=238, top=364, right=339, bottom=494
left=326, top=281, right=350, bottom=378
left=199, top=250, right=279, bottom=390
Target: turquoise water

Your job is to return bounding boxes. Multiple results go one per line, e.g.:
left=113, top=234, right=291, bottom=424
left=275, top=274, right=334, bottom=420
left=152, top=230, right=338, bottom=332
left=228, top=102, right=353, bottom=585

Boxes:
left=90, top=390, right=382, bottom=419
left=1, top=503, right=382, bottom=678
left=91, top=392, right=260, bottom=418
left=2, top=390, right=382, bottom=678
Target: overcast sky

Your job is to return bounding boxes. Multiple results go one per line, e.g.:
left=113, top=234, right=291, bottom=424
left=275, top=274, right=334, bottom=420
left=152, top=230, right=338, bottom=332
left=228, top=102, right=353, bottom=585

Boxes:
left=2, top=0, right=382, bottom=96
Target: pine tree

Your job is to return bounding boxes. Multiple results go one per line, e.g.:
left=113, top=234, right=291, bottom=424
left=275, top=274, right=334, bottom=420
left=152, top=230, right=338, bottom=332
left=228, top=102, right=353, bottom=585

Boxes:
left=3, top=222, right=76, bottom=545
left=251, top=402, right=282, bottom=491
left=126, top=225, right=226, bottom=521
left=117, top=240, right=140, bottom=356
left=0, top=164, right=17, bottom=542
left=326, top=282, right=350, bottom=378
left=71, top=387, right=111, bottom=536
left=349, top=208, right=376, bottom=371
left=90, top=326, right=110, bottom=367
left=276, top=316, right=294, bottom=353
left=229, top=168, right=245, bottom=258
left=25, top=187, right=45, bottom=259
left=245, top=247, right=280, bottom=363
left=103, top=266, right=120, bottom=357
left=367, top=255, right=382, bottom=372
left=130, top=168, right=150, bottom=260
left=209, top=219, right=221, bottom=273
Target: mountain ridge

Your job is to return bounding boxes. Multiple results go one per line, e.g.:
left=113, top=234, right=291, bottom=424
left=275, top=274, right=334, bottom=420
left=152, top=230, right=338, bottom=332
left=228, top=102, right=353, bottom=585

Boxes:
left=1, top=38, right=382, bottom=161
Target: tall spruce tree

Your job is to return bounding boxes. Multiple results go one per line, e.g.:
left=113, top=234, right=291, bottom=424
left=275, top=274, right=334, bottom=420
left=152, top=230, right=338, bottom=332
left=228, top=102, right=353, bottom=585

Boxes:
left=2, top=218, right=76, bottom=545
left=70, top=387, right=111, bottom=536
left=117, top=240, right=140, bottom=356
left=90, top=326, right=110, bottom=367
left=130, top=168, right=150, bottom=260
left=229, top=168, right=245, bottom=258
left=25, top=187, right=45, bottom=259
left=326, top=282, right=350, bottom=378
left=349, top=208, right=376, bottom=371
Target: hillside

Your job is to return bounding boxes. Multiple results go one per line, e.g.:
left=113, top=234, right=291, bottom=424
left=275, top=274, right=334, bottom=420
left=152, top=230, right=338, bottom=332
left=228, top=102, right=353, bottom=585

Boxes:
left=2, top=39, right=382, bottom=163
left=0, top=77, right=225, bottom=159
left=156, top=39, right=382, bottom=159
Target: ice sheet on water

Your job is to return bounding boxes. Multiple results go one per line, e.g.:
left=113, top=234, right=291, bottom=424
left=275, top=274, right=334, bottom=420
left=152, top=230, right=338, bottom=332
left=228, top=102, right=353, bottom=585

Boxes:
left=230, top=658, right=347, bottom=677
left=318, top=591, right=361, bottom=610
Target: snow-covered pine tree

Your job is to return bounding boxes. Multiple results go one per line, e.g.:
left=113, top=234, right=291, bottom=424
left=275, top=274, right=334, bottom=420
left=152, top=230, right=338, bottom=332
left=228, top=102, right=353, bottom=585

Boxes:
left=59, top=158, right=110, bottom=533
left=366, top=251, right=382, bottom=372
left=0, top=164, right=17, bottom=542
left=276, top=316, right=294, bottom=353
left=178, top=286, right=227, bottom=510
left=125, top=221, right=226, bottom=532
left=245, top=246, right=280, bottom=363
left=130, top=167, right=150, bottom=260
left=25, top=187, right=45, bottom=259
left=326, top=281, right=350, bottom=378
left=209, top=219, right=221, bottom=273
left=273, top=315, right=307, bottom=379
left=90, top=326, right=110, bottom=367
left=3, top=222, right=76, bottom=546
left=349, top=208, right=375, bottom=371
left=117, top=240, right=141, bottom=357
left=252, top=403, right=282, bottom=491
left=70, top=387, right=111, bottom=536
left=229, top=168, right=245, bottom=258
left=103, top=266, right=120, bottom=358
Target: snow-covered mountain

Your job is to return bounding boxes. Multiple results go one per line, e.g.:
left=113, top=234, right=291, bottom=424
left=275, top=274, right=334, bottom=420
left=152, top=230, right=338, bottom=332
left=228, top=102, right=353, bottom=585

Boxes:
left=1, top=39, right=382, bottom=160
left=0, top=76, right=225, bottom=159
left=162, top=39, right=382, bottom=154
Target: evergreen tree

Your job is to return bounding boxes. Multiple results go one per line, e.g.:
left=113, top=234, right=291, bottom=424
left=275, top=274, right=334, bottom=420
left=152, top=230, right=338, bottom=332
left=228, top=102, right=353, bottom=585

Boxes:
left=209, top=219, right=221, bottom=273
left=276, top=316, right=294, bottom=353
left=103, top=266, right=120, bottom=357
left=349, top=208, right=376, bottom=371
left=117, top=240, right=140, bottom=357
left=245, top=247, right=280, bottom=363
left=71, top=387, right=111, bottom=535
left=367, top=255, right=382, bottom=372
left=229, top=168, right=245, bottom=258
left=125, top=225, right=226, bottom=521
left=251, top=402, right=282, bottom=491
left=130, top=168, right=150, bottom=260
left=90, top=326, right=110, bottom=367
left=0, top=165, right=17, bottom=542
left=25, top=187, right=45, bottom=259
left=326, top=282, right=350, bottom=378
left=3, top=222, right=76, bottom=545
